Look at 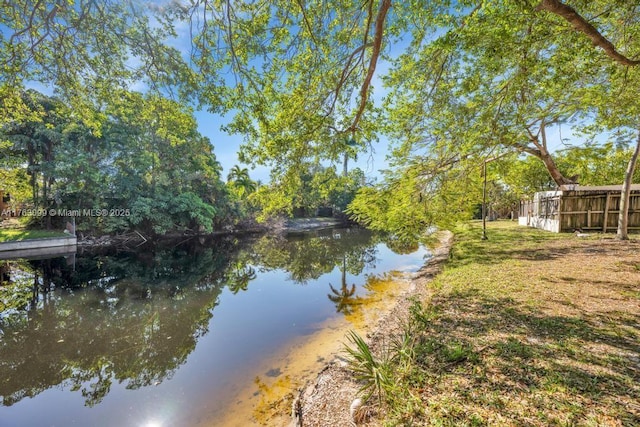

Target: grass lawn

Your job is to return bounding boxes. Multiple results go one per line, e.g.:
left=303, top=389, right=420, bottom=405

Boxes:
left=368, top=221, right=640, bottom=426
left=0, top=228, right=69, bottom=243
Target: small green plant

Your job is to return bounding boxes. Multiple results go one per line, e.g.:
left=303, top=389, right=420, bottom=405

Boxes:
left=390, top=327, right=417, bottom=374
left=343, top=330, right=393, bottom=404
left=408, top=296, right=439, bottom=327
left=496, top=337, right=534, bottom=359
left=440, top=341, right=476, bottom=364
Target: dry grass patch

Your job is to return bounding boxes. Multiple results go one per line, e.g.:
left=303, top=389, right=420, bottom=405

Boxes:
left=363, top=222, right=640, bottom=426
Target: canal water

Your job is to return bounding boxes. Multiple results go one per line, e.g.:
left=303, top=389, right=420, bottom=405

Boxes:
left=0, top=228, right=430, bottom=426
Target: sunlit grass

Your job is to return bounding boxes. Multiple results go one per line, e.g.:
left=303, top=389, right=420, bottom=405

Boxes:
left=0, top=229, right=69, bottom=243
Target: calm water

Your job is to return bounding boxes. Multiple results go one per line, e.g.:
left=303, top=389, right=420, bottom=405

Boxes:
left=0, top=228, right=429, bottom=426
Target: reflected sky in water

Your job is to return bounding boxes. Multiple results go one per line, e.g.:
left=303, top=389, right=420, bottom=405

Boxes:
left=0, top=228, right=430, bottom=426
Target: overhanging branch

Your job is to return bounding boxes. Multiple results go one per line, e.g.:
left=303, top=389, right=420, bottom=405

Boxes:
left=347, top=0, right=391, bottom=133
left=536, top=0, right=640, bottom=66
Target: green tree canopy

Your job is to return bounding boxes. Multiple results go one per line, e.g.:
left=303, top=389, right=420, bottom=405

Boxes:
left=4, top=0, right=640, bottom=237
left=1, top=90, right=231, bottom=234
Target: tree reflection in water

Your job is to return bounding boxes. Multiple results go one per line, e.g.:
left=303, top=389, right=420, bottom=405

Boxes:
left=244, top=228, right=379, bottom=285
left=0, top=239, right=236, bottom=407
left=327, top=256, right=360, bottom=315
left=226, top=263, right=257, bottom=294
left=231, top=228, right=381, bottom=312
left=0, top=228, right=392, bottom=410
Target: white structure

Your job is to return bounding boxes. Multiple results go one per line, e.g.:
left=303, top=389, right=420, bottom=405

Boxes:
left=519, top=190, right=562, bottom=233
left=519, top=185, right=640, bottom=233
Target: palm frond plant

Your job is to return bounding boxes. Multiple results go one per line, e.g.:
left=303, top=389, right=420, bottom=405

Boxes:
left=343, top=330, right=393, bottom=405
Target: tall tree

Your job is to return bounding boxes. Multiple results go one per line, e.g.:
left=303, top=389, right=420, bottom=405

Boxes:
left=157, top=0, right=398, bottom=190
left=349, top=0, right=640, bottom=237
left=227, top=165, right=257, bottom=199
left=618, top=134, right=640, bottom=239
left=102, top=92, right=229, bottom=234
left=2, top=90, right=230, bottom=234
left=1, top=90, right=66, bottom=223
left=535, top=0, right=640, bottom=239
left=5, top=0, right=640, bottom=238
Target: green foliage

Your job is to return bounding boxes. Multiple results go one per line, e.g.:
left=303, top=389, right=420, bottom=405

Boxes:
left=4, top=1, right=640, bottom=238
left=495, top=142, right=640, bottom=205
left=555, top=143, right=640, bottom=186
left=0, top=84, right=44, bottom=125
left=376, top=1, right=640, bottom=233
left=347, top=162, right=478, bottom=242
left=250, top=184, right=294, bottom=220
left=0, top=90, right=66, bottom=214
left=1, top=1, right=196, bottom=126
left=1, top=90, right=231, bottom=235
left=343, top=330, right=394, bottom=404
left=251, top=163, right=364, bottom=221
left=499, top=155, right=557, bottom=198
left=227, top=165, right=257, bottom=200
left=0, top=168, right=31, bottom=207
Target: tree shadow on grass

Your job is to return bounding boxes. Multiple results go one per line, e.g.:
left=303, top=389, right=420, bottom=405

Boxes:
left=449, top=240, right=569, bottom=268
left=406, top=289, right=640, bottom=426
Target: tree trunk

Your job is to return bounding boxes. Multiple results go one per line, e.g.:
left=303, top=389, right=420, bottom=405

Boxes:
left=343, top=152, right=348, bottom=177
left=538, top=146, right=575, bottom=187
left=616, top=130, right=640, bottom=240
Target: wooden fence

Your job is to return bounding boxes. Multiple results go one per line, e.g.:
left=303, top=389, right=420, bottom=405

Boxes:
left=559, top=190, right=640, bottom=232
left=520, top=186, right=640, bottom=233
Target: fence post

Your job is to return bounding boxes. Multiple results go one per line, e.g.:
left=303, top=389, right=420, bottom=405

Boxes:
left=603, top=193, right=611, bottom=233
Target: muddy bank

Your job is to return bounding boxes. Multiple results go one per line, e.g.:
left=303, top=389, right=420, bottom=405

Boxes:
left=292, top=231, right=454, bottom=427
left=209, top=271, right=417, bottom=427
left=76, top=217, right=347, bottom=249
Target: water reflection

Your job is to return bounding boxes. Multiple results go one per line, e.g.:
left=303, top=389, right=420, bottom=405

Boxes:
left=226, top=263, right=258, bottom=294
left=246, top=228, right=379, bottom=284
left=0, top=228, right=428, bottom=426
left=328, top=256, right=360, bottom=314
left=0, top=241, right=237, bottom=408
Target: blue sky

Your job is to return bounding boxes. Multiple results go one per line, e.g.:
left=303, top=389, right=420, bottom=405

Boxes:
left=194, top=109, right=391, bottom=184
left=155, top=7, right=396, bottom=185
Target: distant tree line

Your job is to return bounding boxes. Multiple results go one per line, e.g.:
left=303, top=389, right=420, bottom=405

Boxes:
left=0, top=90, right=365, bottom=236
left=1, top=90, right=232, bottom=235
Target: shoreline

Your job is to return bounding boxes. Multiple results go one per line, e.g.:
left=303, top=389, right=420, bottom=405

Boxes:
left=1, top=217, right=348, bottom=251
left=292, top=230, right=454, bottom=427
left=208, top=271, right=418, bottom=427
left=75, top=217, right=347, bottom=248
